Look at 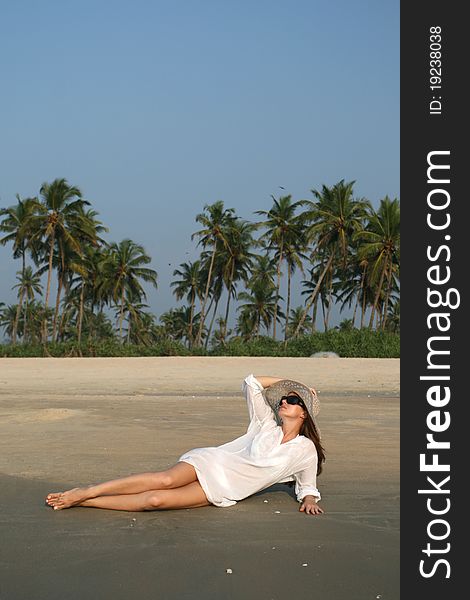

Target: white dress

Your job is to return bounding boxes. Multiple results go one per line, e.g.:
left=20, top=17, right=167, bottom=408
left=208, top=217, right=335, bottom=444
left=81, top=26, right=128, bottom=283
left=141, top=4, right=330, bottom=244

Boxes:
left=179, top=373, right=321, bottom=507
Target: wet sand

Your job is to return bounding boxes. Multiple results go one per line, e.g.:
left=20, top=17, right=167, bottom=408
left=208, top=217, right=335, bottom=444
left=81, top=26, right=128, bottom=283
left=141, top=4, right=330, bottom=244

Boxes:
left=0, top=357, right=399, bottom=600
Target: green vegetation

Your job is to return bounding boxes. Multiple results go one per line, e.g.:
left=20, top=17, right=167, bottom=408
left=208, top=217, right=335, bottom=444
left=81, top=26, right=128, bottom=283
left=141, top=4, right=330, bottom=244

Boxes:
left=1, top=177, right=400, bottom=357
left=0, top=330, right=398, bottom=358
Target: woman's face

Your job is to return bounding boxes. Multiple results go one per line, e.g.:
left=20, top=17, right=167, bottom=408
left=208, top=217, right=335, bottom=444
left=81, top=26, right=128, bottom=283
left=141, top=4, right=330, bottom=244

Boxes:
left=278, top=396, right=306, bottom=420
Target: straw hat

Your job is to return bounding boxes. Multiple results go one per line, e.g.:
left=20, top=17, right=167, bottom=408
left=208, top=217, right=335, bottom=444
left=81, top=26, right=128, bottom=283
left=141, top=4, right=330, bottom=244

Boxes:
left=263, top=379, right=320, bottom=430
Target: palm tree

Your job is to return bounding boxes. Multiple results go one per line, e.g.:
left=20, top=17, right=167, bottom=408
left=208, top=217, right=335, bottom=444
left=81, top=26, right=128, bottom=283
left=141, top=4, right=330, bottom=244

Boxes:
left=74, top=243, right=112, bottom=342
left=281, top=235, right=308, bottom=341
left=69, top=245, right=102, bottom=345
left=70, top=208, right=108, bottom=343
left=220, top=219, right=256, bottom=342
left=211, top=317, right=233, bottom=347
left=34, top=236, right=88, bottom=342
left=0, top=195, right=38, bottom=282
left=59, top=210, right=108, bottom=345
left=1, top=301, right=52, bottom=345
left=381, top=268, right=400, bottom=329
left=0, top=304, right=18, bottom=341
left=116, top=297, right=151, bottom=345
left=351, top=256, right=370, bottom=329
left=159, top=306, right=201, bottom=346
left=125, top=310, right=160, bottom=345
left=249, top=253, right=277, bottom=290
left=355, top=197, right=400, bottom=329
left=337, top=318, right=354, bottom=331
left=202, top=253, right=225, bottom=350
left=286, top=306, right=312, bottom=338
left=79, top=309, right=116, bottom=343
left=171, top=260, right=204, bottom=348
left=300, top=265, right=323, bottom=333
left=235, top=307, right=257, bottom=341
left=386, top=298, right=400, bottom=333
left=21, top=301, right=52, bottom=344
left=56, top=289, right=80, bottom=342
left=237, top=282, right=283, bottom=337
left=55, top=207, right=106, bottom=342
left=294, top=180, right=370, bottom=336
left=11, top=266, right=43, bottom=343
left=255, top=195, right=304, bottom=340
left=191, top=201, right=235, bottom=347
left=27, top=178, right=93, bottom=342
left=358, top=274, right=377, bottom=329
left=97, top=239, right=158, bottom=343
left=159, top=308, right=184, bottom=343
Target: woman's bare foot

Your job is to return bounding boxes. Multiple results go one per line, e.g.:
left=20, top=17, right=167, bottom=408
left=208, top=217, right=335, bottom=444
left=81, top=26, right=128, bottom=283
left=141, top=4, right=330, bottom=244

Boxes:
left=45, top=487, right=90, bottom=510
left=45, top=492, right=61, bottom=504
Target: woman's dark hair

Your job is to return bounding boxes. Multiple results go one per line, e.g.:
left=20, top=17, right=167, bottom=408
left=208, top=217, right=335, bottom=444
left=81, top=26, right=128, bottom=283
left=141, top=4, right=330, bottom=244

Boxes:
left=300, top=410, right=325, bottom=476
left=281, top=390, right=325, bottom=475
left=282, top=396, right=326, bottom=488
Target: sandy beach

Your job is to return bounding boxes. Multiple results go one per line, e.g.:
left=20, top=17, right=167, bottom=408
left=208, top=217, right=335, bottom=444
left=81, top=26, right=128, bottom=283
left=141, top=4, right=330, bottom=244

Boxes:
left=0, top=357, right=399, bottom=600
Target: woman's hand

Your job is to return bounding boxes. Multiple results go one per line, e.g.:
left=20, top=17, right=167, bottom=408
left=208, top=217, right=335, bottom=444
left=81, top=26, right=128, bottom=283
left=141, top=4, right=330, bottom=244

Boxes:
left=299, top=496, right=324, bottom=515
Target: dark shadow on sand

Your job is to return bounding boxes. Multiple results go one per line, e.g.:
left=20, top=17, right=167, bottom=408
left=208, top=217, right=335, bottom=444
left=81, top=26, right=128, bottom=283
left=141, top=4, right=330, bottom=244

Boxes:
left=1, top=474, right=398, bottom=600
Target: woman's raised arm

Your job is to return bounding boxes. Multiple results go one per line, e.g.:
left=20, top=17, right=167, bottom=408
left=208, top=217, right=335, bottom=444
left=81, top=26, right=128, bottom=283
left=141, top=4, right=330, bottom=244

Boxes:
left=257, top=376, right=318, bottom=398
left=242, top=374, right=278, bottom=428
left=254, top=375, right=284, bottom=388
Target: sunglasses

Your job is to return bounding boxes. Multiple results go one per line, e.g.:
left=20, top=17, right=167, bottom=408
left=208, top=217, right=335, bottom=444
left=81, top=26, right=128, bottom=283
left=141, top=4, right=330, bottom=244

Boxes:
left=278, top=395, right=305, bottom=408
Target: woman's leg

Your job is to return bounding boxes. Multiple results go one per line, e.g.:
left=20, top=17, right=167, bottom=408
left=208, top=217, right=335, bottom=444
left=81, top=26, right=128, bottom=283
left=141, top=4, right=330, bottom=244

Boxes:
left=45, top=462, right=197, bottom=509
left=52, top=481, right=210, bottom=511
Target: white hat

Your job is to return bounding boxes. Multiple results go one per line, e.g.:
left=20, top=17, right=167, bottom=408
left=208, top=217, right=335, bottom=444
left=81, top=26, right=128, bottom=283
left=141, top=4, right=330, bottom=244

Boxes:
left=263, top=379, right=320, bottom=427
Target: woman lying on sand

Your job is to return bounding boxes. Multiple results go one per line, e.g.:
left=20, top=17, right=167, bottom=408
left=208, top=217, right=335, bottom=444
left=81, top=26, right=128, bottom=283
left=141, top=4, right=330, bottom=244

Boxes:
left=45, top=374, right=325, bottom=515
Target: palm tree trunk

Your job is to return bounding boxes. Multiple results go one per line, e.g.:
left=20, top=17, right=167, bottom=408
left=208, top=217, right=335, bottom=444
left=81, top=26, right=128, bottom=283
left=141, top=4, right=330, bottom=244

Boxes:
left=90, top=300, right=95, bottom=341
left=377, top=298, right=384, bottom=330
left=42, top=233, right=56, bottom=343
left=196, top=243, right=217, bottom=346
left=272, top=242, right=284, bottom=340
left=223, top=263, right=235, bottom=342
left=353, top=266, right=366, bottom=328
left=78, top=283, right=85, bottom=345
left=17, top=244, right=27, bottom=342
left=205, top=293, right=216, bottom=325
left=284, top=264, right=292, bottom=341
left=13, top=289, right=25, bottom=344
left=321, top=295, right=327, bottom=331
left=188, top=291, right=195, bottom=348
left=352, top=296, right=359, bottom=328
left=119, top=288, right=125, bottom=343
left=205, top=295, right=220, bottom=350
left=52, top=274, right=64, bottom=342
left=58, top=305, right=68, bottom=342
left=293, top=253, right=334, bottom=337
left=22, top=245, right=26, bottom=280
left=24, top=299, right=29, bottom=344
left=311, top=296, right=318, bottom=333
left=368, top=261, right=388, bottom=329
left=18, top=243, right=27, bottom=339
left=127, top=316, right=131, bottom=344
left=381, top=262, right=393, bottom=331
left=325, top=269, right=333, bottom=331
left=360, top=285, right=367, bottom=329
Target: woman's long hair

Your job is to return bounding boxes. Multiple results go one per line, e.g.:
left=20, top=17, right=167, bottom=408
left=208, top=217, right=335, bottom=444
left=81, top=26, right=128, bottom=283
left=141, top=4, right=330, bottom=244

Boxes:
left=281, top=392, right=326, bottom=487
left=283, top=409, right=325, bottom=489
left=300, top=410, right=325, bottom=476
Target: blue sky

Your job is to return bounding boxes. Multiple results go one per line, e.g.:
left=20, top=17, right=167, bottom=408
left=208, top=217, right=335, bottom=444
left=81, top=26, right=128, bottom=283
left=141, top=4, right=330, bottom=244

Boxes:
left=0, top=0, right=399, bottom=333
